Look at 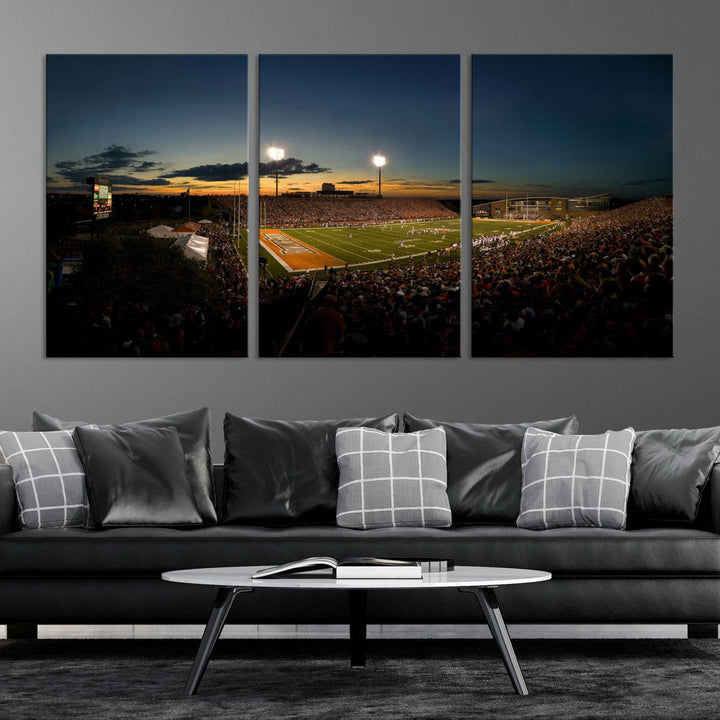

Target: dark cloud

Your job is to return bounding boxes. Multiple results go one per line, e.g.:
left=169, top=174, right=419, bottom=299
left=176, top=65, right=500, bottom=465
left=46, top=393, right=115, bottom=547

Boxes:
left=615, top=178, right=671, bottom=187
left=389, top=179, right=459, bottom=190
left=81, top=144, right=155, bottom=171
left=53, top=144, right=161, bottom=187
left=55, top=160, right=80, bottom=170
left=134, top=160, right=163, bottom=172
left=162, top=162, right=249, bottom=182
left=109, top=176, right=172, bottom=187
left=338, top=179, right=373, bottom=185
left=448, top=179, right=494, bottom=184
left=260, top=157, right=330, bottom=177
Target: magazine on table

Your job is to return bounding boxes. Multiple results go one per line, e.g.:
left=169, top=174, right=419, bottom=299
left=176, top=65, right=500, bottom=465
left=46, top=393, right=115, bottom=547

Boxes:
left=252, top=556, right=424, bottom=579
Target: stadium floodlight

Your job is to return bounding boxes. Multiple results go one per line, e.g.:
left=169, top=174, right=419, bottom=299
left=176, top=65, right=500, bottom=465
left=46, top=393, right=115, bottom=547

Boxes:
left=372, top=155, right=386, bottom=198
left=268, top=147, right=285, bottom=197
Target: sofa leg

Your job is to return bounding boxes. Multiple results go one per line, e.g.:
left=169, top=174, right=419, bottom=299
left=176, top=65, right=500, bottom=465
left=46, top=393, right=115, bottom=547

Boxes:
left=6, top=624, right=38, bottom=640
left=688, top=623, right=718, bottom=639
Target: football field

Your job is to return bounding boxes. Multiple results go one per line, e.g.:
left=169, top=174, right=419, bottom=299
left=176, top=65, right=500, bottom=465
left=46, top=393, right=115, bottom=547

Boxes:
left=255, top=218, right=557, bottom=277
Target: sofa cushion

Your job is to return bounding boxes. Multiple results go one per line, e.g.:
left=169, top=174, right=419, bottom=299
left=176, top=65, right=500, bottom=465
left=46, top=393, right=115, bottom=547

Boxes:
left=1, top=525, right=718, bottom=576
left=630, top=428, right=720, bottom=524
left=402, top=414, right=578, bottom=524
left=517, top=427, right=635, bottom=530
left=335, top=426, right=451, bottom=529
left=223, top=413, right=399, bottom=525
left=73, top=424, right=203, bottom=528
left=0, top=431, right=90, bottom=529
left=32, top=409, right=216, bottom=524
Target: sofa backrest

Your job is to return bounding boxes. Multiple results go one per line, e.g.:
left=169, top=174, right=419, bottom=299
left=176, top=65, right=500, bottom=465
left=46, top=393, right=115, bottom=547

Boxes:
left=711, top=463, right=720, bottom=533
left=0, top=463, right=16, bottom=534
left=3, top=461, right=720, bottom=532
left=213, top=464, right=225, bottom=519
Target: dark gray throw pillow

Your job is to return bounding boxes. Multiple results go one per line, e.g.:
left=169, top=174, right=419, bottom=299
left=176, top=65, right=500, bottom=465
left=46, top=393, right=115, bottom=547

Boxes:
left=223, top=413, right=399, bottom=525
left=73, top=424, right=203, bottom=528
left=33, top=408, right=216, bottom=524
left=630, top=427, right=720, bottom=523
left=403, top=413, right=579, bottom=524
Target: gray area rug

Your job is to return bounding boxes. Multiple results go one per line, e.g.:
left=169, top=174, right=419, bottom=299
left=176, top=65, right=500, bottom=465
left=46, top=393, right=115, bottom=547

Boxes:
left=1, top=638, right=719, bottom=719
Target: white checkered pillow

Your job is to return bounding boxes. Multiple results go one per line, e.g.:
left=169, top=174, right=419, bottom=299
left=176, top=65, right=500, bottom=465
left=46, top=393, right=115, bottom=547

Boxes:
left=0, top=431, right=90, bottom=529
left=517, top=427, right=636, bottom=530
left=335, top=426, right=452, bottom=530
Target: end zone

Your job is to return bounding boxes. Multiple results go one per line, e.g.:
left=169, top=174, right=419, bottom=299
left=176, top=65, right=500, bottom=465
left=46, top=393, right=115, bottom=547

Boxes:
left=260, top=229, right=345, bottom=272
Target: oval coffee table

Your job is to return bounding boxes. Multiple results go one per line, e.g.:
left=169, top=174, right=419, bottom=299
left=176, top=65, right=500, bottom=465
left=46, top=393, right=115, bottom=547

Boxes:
left=162, top=565, right=551, bottom=697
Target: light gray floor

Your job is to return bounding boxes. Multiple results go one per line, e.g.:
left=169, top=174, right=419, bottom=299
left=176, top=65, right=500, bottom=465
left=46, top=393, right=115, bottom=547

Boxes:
left=1, top=623, right=705, bottom=640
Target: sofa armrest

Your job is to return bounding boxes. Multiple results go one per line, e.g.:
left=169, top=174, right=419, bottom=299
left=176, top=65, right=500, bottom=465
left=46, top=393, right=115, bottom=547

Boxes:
left=711, top=462, right=720, bottom=534
left=0, top=464, right=16, bottom=535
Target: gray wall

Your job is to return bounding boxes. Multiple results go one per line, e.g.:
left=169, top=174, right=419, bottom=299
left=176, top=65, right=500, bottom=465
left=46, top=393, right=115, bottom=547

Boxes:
left=1, top=0, right=718, bottom=460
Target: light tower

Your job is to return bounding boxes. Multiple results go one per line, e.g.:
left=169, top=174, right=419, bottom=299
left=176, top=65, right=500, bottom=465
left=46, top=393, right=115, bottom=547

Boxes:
left=372, top=155, right=386, bottom=198
left=268, top=147, right=285, bottom=197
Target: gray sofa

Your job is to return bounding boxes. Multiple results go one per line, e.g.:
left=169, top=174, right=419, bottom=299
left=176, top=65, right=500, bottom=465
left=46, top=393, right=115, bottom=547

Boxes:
left=2, top=411, right=720, bottom=639
left=2, top=468, right=720, bottom=637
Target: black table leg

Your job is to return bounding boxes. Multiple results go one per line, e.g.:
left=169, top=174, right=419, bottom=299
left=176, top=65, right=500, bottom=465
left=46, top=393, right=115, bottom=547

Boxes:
left=459, top=586, right=529, bottom=696
left=348, top=588, right=368, bottom=668
left=184, top=587, right=253, bottom=696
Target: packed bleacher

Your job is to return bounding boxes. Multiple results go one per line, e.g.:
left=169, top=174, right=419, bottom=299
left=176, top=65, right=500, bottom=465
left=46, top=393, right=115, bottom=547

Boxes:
left=261, top=259, right=461, bottom=357
left=47, top=222, right=248, bottom=358
left=260, top=195, right=457, bottom=228
left=471, top=196, right=673, bottom=356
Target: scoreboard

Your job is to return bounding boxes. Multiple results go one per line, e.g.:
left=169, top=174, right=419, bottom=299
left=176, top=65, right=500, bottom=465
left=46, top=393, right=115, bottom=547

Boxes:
left=86, top=176, right=112, bottom=219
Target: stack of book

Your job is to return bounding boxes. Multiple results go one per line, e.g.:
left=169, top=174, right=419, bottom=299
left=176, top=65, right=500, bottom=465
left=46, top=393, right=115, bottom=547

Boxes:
left=252, top=556, right=454, bottom=580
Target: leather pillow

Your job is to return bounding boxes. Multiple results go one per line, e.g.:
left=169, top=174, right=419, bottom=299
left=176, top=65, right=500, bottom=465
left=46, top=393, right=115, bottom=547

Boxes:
left=73, top=424, right=203, bottom=528
left=33, top=408, right=216, bottom=524
left=223, top=413, right=399, bottom=525
left=630, top=427, right=720, bottom=523
left=403, top=413, right=579, bottom=524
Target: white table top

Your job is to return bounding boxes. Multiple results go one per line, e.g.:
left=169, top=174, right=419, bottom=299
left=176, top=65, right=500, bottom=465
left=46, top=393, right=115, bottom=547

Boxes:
left=162, top=566, right=551, bottom=590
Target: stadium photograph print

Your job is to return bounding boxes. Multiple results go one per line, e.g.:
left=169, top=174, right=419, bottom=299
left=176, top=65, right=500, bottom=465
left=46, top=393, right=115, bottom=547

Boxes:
left=259, top=54, right=461, bottom=358
left=471, top=54, right=672, bottom=358
left=46, top=55, right=249, bottom=358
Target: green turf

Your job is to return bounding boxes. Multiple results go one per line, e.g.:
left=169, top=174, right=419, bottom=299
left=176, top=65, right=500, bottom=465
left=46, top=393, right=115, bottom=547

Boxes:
left=255, top=218, right=558, bottom=278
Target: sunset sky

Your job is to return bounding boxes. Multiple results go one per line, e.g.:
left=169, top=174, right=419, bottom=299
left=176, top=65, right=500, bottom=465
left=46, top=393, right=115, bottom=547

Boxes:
left=46, top=54, right=670, bottom=201
left=46, top=55, right=248, bottom=195
left=46, top=54, right=461, bottom=198
left=259, top=55, right=460, bottom=197
left=473, top=54, right=672, bottom=201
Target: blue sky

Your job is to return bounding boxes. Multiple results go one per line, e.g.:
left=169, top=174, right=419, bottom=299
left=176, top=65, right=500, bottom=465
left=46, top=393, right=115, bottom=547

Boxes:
left=46, top=55, right=248, bottom=193
left=260, top=54, right=461, bottom=196
left=46, top=54, right=671, bottom=201
left=472, top=55, right=673, bottom=200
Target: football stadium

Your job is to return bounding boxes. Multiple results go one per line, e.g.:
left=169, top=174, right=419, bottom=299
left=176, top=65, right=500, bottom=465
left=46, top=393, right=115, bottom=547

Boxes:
left=254, top=194, right=571, bottom=358
left=252, top=191, right=671, bottom=358
left=471, top=195, right=673, bottom=358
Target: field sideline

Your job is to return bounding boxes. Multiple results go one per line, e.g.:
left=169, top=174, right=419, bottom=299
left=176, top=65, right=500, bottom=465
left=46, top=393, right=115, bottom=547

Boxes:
left=254, top=218, right=556, bottom=277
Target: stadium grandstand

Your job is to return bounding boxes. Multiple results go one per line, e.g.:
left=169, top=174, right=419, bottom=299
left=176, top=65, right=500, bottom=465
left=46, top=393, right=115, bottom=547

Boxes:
left=472, top=196, right=672, bottom=357
left=260, top=195, right=457, bottom=228
left=473, top=193, right=611, bottom=220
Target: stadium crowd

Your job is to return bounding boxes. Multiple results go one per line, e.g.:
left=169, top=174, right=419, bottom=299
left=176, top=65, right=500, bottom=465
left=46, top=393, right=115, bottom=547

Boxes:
left=261, top=195, right=457, bottom=228
left=471, top=196, right=673, bottom=356
left=48, top=222, right=248, bottom=357
left=261, top=260, right=460, bottom=357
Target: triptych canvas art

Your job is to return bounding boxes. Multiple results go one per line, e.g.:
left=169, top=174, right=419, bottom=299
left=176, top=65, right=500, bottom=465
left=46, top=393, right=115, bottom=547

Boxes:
left=46, top=54, right=672, bottom=359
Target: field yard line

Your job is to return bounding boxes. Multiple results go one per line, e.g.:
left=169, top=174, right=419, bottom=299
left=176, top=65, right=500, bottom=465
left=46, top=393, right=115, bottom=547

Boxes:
left=291, top=234, right=377, bottom=262
left=343, top=249, right=458, bottom=270
left=300, top=229, right=448, bottom=258
left=258, top=238, right=295, bottom=273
